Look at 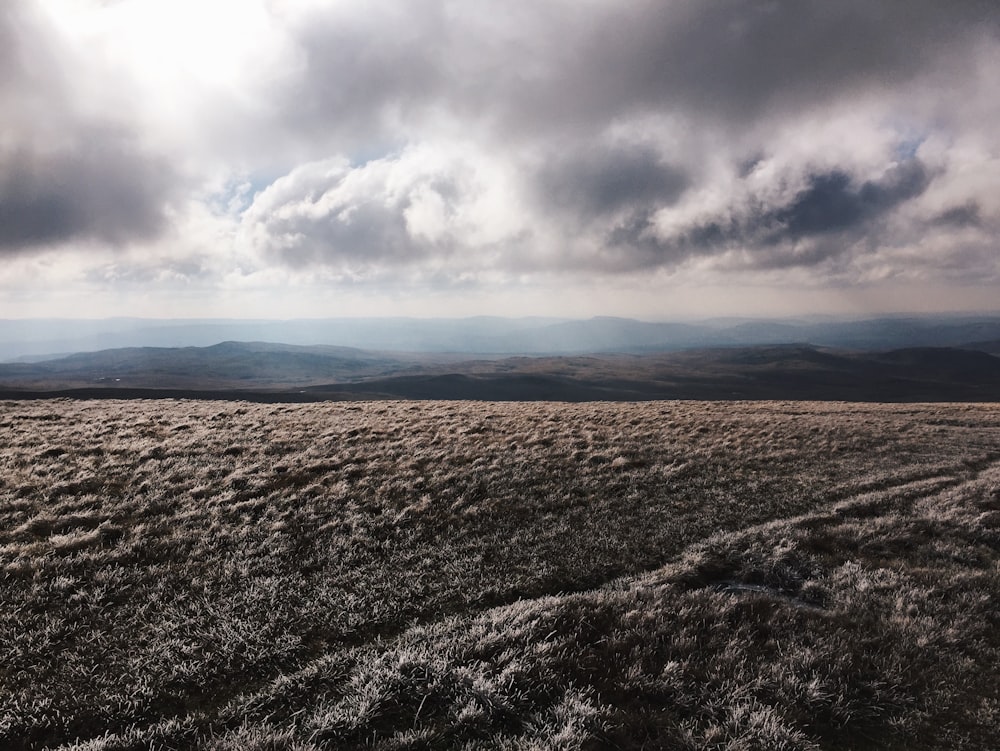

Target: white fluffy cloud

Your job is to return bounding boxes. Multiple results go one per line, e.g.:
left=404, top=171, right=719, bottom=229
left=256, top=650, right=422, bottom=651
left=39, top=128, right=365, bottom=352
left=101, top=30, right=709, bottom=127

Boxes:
left=238, top=143, right=532, bottom=280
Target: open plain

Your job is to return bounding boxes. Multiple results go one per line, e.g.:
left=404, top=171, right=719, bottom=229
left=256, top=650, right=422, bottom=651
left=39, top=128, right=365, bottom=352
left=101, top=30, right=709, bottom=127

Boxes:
left=2, top=398, right=999, bottom=749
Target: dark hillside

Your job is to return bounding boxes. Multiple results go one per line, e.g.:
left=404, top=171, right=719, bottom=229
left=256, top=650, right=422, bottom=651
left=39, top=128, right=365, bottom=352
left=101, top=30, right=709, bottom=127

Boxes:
left=1, top=342, right=998, bottom=401
left=0, top=341, right=410, bottom=389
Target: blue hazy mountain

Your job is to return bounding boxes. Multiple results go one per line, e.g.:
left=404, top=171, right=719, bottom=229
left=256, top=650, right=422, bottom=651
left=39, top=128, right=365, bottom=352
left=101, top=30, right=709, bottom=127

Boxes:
left=3, top=314, right=1000, bottom=361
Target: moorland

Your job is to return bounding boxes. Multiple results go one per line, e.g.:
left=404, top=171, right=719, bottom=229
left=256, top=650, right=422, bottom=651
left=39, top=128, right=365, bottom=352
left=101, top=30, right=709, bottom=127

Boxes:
left=2, top=398, right=999, bottom=749
left=2, top=340, right=1000, bottom=402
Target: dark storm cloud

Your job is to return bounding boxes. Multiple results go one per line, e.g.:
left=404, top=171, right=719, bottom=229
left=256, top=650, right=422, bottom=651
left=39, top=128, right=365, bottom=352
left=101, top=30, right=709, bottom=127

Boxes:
left=605, top=211, right=687, bottom=269
left=768, top=160, right=931, bottom=242
left=538, top=144, right=689, bottom=219
left=0, top=3, right=179, bottom=255
left=275, top=0, right=1000, bottom=146
left=552, top=0, right=999, bottom=125
left=0, top=135, right=176, bottom=253
left=932, top=203, right=982, bottom=228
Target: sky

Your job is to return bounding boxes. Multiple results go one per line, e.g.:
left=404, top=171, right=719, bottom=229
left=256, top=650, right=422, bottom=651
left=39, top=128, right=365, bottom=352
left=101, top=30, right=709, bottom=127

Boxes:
left=1, top=0, right=999, bottom=320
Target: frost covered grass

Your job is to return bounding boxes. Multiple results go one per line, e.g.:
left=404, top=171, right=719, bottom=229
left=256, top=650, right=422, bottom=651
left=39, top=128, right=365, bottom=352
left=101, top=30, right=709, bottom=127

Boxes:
left=1, top=399, right=999, bottom=749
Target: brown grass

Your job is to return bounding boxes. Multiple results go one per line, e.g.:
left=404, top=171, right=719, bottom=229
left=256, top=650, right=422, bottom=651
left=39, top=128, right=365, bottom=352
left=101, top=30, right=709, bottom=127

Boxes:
left=1, top=399, right=998, bottom=749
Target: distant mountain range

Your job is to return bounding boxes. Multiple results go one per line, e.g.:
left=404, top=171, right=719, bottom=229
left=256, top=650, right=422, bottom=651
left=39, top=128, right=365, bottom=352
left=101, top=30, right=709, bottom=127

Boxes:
left=4, top=314, right=1000, bottom=361
left=2, top=339, right=999, bottom=402
left=0, top=341, right=414, bottom=389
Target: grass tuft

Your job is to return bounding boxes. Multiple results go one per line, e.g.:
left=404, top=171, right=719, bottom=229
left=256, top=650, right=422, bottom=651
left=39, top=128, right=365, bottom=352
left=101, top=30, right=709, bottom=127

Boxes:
left=1, top=399, right=999, bottom=749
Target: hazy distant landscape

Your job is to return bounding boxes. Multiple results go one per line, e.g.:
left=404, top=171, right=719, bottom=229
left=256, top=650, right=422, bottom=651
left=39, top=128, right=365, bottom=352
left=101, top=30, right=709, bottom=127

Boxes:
left=2, top=398, right=998, bottom=749
left=5, top=314, right=1000, bottom=361
left=2, top=315, right=1000, bottom=402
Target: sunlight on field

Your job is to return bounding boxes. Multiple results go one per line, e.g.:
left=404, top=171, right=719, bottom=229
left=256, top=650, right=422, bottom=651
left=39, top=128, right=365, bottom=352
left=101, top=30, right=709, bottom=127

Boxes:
left=1, top=399, right=999, bottom=749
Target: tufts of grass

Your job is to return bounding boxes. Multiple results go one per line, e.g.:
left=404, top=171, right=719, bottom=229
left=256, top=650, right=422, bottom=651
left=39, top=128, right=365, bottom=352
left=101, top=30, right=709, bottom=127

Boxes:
left=1, top=399, right=999, bottom=749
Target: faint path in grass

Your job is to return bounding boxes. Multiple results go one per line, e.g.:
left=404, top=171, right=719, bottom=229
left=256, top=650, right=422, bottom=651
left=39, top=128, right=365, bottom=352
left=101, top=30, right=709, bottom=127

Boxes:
left=6, top=399, right=997, bottom=749
left=62, top=451, right=1000, bottom=750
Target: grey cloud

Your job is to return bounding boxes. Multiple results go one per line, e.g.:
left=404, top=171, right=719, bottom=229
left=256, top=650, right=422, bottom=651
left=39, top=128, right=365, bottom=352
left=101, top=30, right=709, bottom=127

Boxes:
left=571, top=1, right=998, bottom=123
left=603, top=158, right=935, bottom=273
left=257, top=0, right=998, bottom=283
left=0, top=0, right=997, bottom=317
left=538, top=144, right=689, bottom=219
left=932, top=203, right=982, bottom=228
left=499, top=141, right=694, bottom=275
left=267, top=199, right=416, bottom=270
left=269, top=1, right=449, bottom=150
left=0, top=4, right=180, bottom=255
left=1, top=4, right=43, bottom=88
left=84, top=256, right=211, bottom=286
left=0, top=134, right=177, bottom=253
left=1, top=4, right=71, bottom=124
left=605, top=211, right=688, bottom=270
left=767, top=160, right=931, bottom=243
left=273, top=0, right=999, bottom=148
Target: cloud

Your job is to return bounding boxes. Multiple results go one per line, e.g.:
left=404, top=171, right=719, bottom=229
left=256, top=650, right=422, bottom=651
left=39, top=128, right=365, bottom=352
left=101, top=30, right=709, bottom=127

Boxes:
left=0, top=2, right=181, bottom=255
left=268, top=1, right=999, bottom=145
left=646, top=159, right=934, bottom=270
left=0, top=132, right=178, bottom=253
left=270, top=1, right=446, bottom=145
left=537, top=143, right=689, bottom=220
left=558, top=1, right=998, bottom=124
left=239, top=144, right=531, bottom=279
left=769, top=161, right=930, bottom=241
left=237, top=0, right=999, bottom=282
left=3, top=0, right=1000, bottom=314
left=931, top=203, right=981, bottom=228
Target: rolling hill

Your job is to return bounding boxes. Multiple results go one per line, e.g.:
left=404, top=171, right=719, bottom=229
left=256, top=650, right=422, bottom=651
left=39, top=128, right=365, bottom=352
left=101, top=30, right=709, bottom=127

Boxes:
left=5, top=314, right=1000, bottom=361
left=1, top=341, right=999, bottom=401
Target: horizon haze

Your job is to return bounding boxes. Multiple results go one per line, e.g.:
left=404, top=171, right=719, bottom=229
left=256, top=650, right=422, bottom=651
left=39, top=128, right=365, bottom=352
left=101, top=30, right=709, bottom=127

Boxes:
left=4, top=311, right=1000, bottom=361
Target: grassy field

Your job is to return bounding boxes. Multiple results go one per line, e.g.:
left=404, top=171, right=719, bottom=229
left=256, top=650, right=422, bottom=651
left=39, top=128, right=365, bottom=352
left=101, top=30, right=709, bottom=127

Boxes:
left=1, top=399, right=999, bottom=749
